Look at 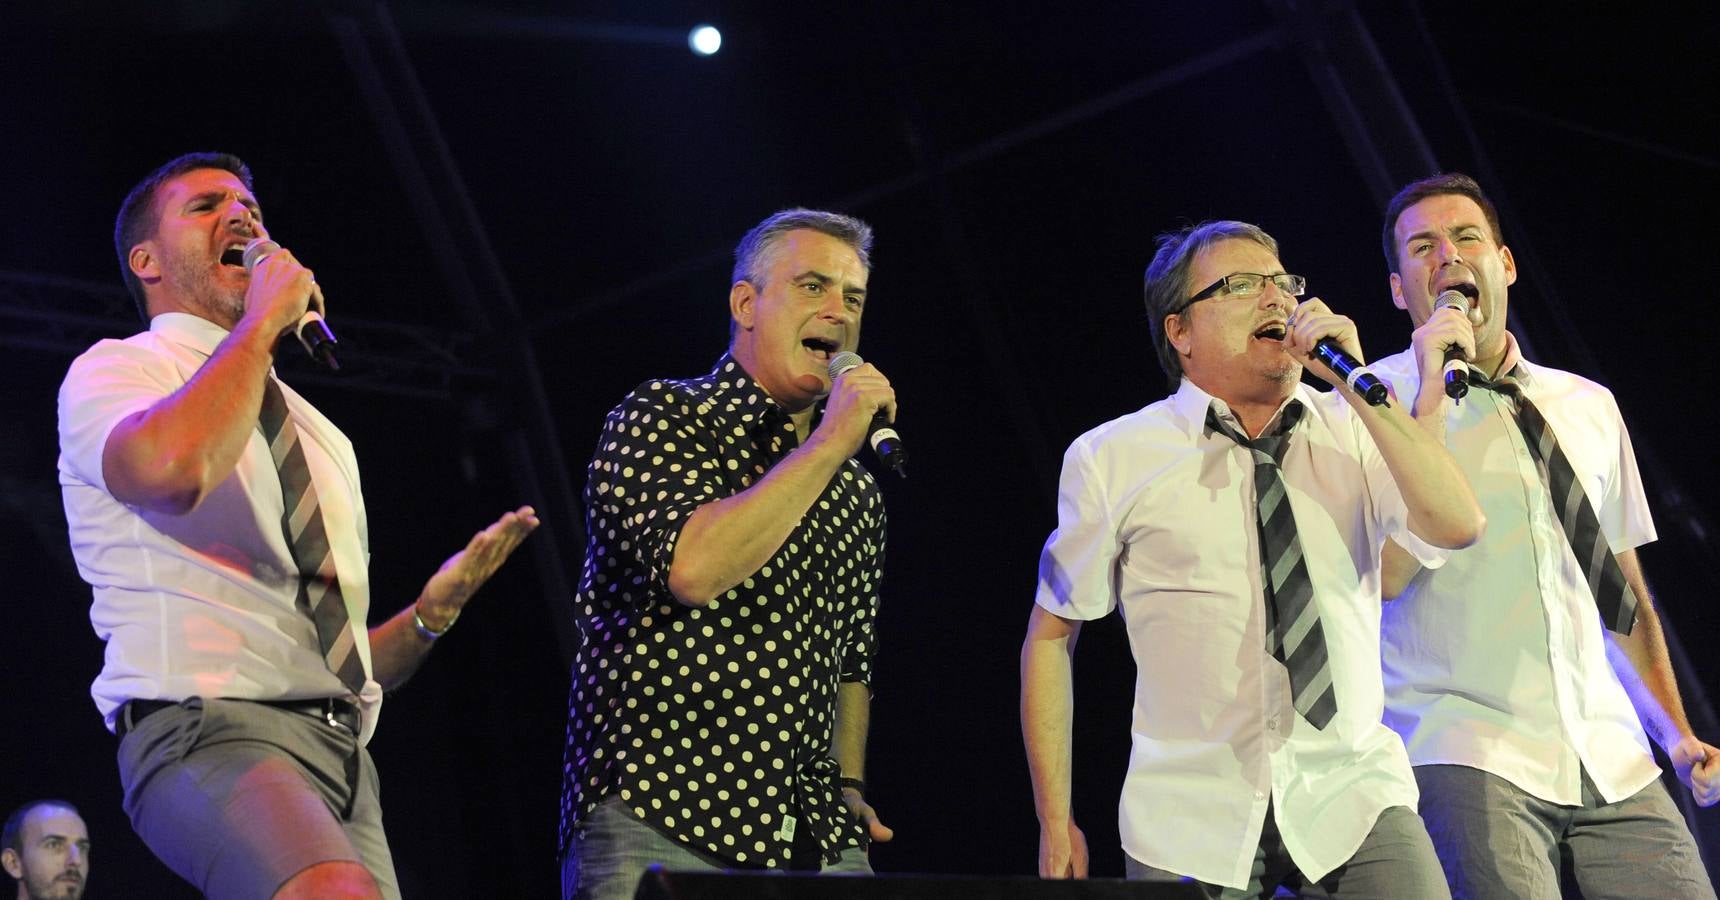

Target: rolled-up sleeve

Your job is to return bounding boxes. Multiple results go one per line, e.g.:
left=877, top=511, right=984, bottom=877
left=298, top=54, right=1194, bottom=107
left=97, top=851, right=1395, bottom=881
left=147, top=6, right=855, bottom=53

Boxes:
left=584, top=383, right=727, bottom=604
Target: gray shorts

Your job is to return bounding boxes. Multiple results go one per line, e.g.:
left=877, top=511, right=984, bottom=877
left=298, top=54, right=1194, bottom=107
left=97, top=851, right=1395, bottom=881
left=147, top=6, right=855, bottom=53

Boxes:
left=117, top=697, right=399, bottom=899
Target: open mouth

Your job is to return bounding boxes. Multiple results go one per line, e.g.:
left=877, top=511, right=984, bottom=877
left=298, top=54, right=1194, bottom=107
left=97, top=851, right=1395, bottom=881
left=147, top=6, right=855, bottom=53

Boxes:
left=219, top=245, right=247, bottom=269
left=1252, top=322, right=1288, bottom=342
left=1433, top=281, right=1483, bottom=323
left=1437, top=281, right=1479, bottom=300
left=801, top=336, right=838, bottom=360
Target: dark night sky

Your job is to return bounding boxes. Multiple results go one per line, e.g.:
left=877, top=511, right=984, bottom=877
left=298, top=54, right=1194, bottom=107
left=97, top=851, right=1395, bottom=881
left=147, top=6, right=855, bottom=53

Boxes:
left=2, top=2, right=1717, bottom=895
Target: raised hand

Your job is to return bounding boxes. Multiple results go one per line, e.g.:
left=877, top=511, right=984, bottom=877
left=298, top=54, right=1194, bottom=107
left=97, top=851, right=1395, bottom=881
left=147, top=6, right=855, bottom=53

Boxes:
left=416, top=505, right=541, bottom=630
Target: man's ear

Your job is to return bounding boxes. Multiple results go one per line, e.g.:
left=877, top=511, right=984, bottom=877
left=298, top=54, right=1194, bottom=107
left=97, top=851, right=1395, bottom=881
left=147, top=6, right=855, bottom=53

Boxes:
left=1500, top=244, right=1517, bottom=288
left=128, top=241, right=160, bottom=283
left=1, top=847, right=22, bottom=879
left=1389, top=272, right=1407, bottom=311
left=1164, top=310, right=1192, bottom=358
left=729, top=280, right=756, bottom=332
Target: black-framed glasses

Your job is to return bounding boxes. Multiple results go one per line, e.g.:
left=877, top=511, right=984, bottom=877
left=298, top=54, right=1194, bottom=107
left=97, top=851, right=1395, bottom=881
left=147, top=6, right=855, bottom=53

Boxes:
left=1180, top=272, right=1307, bottom=311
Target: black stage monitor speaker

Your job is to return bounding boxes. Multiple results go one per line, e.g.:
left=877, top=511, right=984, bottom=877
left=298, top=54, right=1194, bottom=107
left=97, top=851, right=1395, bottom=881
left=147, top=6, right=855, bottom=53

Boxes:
left=633, top=869, right=1208, bottom=899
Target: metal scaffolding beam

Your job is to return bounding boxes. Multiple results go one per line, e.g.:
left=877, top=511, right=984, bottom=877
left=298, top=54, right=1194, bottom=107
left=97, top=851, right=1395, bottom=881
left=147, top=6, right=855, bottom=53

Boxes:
left=0, top=268, right=497, bottom=402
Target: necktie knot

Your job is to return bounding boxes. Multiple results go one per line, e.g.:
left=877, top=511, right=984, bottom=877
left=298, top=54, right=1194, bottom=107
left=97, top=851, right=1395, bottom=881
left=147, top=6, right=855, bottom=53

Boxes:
left=1467, top=366, right=1525, bottom=402
left=1205, top=400, right=1304, bottom=465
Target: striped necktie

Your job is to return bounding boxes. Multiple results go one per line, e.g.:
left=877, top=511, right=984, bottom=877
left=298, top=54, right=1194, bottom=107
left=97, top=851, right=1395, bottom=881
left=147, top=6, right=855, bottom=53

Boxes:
left=258, top=377, right=367, bottom=692
left=1473, top=368, right=1637, bottom=634
left=1206, top=401, right=1335, bottom=729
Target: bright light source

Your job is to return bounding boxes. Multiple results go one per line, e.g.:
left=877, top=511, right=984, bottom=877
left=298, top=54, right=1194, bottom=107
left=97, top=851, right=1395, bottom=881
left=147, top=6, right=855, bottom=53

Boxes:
left=689, top=25, right=722, bottom=56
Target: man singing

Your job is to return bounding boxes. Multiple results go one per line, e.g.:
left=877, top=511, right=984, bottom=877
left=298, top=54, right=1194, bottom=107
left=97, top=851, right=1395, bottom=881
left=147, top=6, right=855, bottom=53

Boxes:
left=558, top=209, right=893, bottom=900
left=1373, top=172, right=1717, bottom=899
left=57, top=152, right=538, bottom=899
left=1022, top=220, right=1483, bottom=898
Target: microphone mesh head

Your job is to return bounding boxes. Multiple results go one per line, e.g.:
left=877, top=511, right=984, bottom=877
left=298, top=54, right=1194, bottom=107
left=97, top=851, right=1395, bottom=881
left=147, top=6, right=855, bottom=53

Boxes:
left=1434, top=289, right=1484, bottom=325
left=1434, top=289, right=1467, bottom=312
left=828, top=351, right=863, bottom=380
left=241, top=238, right=280, bottom=272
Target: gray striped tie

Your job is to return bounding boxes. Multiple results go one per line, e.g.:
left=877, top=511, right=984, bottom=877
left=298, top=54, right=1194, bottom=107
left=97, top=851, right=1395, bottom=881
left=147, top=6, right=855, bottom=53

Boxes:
left=1207, top=401, right=1335, bottom=729
left=1475, top=369, right=1637, bottom=634
left=259, top=377, right=366, bottom=692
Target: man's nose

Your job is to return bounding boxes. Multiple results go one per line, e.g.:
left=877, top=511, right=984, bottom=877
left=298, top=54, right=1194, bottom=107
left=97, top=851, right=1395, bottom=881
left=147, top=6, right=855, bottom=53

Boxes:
left=1437, top=237, right=1464, bottom=265
left=224, top=200, right=258, bottom=233
left=819, top=294, right=854, bottom=322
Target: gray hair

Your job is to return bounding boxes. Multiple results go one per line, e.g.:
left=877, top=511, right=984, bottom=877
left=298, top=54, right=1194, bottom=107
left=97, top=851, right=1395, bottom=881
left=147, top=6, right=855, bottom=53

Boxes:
left=1142, top=220, right=1280, bottom=388
left=731, top=208, right=873, bottom=287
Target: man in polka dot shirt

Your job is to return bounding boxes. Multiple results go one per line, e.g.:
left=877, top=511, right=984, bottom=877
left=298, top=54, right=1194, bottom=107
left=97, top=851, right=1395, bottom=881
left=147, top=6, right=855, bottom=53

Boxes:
left=559, top=209, right=895, bottom=899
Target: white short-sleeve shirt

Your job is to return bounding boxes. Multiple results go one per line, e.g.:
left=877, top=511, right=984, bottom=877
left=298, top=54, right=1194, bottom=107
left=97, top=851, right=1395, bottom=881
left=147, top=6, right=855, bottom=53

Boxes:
left=57, top=313, right=382, bottom=743
left=1035, top=377, right=1444, bottom=889
left=1373, top=336, right=1660, bottom=805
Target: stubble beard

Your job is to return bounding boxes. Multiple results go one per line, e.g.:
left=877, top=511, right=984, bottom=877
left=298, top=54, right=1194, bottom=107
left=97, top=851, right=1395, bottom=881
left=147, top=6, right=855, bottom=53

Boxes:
left=1261, top=351, right=1301, bottom=385
left=25, top=871, right=83, bottom=900
left=162, top=247, right=245, bottom=327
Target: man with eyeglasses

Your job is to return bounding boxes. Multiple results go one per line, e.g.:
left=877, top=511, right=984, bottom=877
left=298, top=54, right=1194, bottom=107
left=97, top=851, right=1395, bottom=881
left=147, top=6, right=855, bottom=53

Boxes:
left=1022, top=219, right=1483, bottom=898
left=1370, top=173, right=1717, bottom=899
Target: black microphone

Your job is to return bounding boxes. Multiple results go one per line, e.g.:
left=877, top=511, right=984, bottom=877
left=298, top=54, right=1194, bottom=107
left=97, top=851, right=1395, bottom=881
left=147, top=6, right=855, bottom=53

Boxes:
left=1434, top=289, right=1471, bottom=401
left=243, top=238, right=340, bottom=371
left=827, top=351, right=907, bottom=477
left=1310, top=338, right=1389, bottom=406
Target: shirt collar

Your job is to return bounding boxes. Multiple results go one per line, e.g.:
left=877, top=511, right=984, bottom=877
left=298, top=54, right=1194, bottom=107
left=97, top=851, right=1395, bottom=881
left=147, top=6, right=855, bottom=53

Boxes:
left=148, top=312, right=231, bottom=359
left=707, top=353, right=796, bottom=428
left=1170, top=377, right=1307, bottom=441
left=1488, top=331, right=1533, bottom=385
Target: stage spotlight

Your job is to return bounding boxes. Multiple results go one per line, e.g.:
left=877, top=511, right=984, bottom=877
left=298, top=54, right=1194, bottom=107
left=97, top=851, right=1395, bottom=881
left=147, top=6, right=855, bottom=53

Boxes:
left=689, top=24, right=722, bottom=56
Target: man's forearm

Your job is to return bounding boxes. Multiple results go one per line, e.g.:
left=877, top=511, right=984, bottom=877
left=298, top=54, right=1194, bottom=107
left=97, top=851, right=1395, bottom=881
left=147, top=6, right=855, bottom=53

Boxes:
left=367, top=600, right=435, bottom=691
left=1350, top=397, right=1483, bottom=549
left=1610, top=549, right=1694, bottom=749
left=1021, top=608, right=1080, bottom=828
left=1380, top=539, right=1423, bottom=601
left=1408, top=382, right=1451, bottom=445
left=834, top=681, right=871, bottom=780
left=667, top=436, right=851, bottom=606
left=102, top=321, right=279, bottom=514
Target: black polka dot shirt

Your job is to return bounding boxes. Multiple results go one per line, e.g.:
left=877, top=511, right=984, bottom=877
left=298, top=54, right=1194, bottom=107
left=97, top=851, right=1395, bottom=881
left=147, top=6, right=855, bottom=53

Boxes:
left=559, top=355, right=885, bottom=869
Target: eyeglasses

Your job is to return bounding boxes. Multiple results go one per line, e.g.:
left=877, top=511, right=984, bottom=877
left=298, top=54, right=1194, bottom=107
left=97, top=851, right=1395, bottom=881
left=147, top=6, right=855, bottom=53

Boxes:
left=1179, top=272, right=1307, bottom=311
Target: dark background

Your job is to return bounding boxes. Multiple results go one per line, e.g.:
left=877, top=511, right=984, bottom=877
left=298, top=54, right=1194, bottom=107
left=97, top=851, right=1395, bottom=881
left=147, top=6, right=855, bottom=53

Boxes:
left=3, top=1, right=1717, bottom=896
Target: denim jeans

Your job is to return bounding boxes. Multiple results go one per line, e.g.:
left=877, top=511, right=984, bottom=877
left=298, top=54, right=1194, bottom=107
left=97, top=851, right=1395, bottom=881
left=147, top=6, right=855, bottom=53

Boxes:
left=561, top=795, right=871, bottom=900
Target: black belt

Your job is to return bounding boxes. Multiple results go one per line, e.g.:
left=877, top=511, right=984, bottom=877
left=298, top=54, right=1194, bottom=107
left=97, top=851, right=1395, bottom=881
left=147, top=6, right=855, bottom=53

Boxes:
left=116, top=697, right=360, bottom=738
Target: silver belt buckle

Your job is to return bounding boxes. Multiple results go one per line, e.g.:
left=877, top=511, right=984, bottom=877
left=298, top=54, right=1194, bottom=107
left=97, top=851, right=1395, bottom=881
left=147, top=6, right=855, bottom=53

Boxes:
left=323, top=698, right=353, bottom=732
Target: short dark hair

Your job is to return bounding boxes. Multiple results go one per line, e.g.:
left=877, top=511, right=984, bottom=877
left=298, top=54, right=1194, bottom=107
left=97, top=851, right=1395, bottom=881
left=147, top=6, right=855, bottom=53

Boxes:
left=1142, top=220, right=1280, bottom=389
left=1381, top=172, right=1504, bottom=274
left=113, top=152, right=254, bottom=322
left=2, top=799, right=80, bottom=859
